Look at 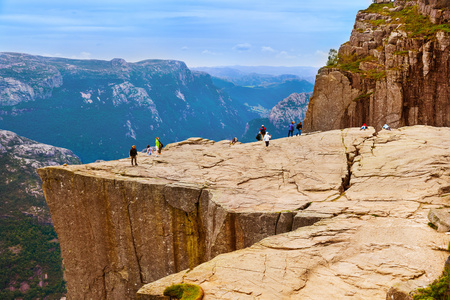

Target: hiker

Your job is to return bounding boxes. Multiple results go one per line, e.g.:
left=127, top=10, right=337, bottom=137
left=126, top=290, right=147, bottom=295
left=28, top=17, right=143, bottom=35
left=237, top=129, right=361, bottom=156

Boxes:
left=263, top=132, right=271, bottom=147
left=256, top=131, right=262, bottom=141
left=146, top=145, right=152, bottom=155
left=155, top=137, right=163, bottom=156
left=296, top=122, right=303, bottom=136
left=130, top=145, right=138, bottom=166
left=260, top=125, right=266, bottom=136
left=382, top=124, right=391, bottom=131
left=360, top=123, right=368, bottom=130
left=230, top=137, right=238, bottom=145
left=288, top=121, right=295, bottom=137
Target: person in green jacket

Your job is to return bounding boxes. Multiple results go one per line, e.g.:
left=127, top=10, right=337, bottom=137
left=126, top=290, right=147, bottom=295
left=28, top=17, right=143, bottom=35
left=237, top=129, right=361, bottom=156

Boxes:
left=155, top=137, right=163, bottom=156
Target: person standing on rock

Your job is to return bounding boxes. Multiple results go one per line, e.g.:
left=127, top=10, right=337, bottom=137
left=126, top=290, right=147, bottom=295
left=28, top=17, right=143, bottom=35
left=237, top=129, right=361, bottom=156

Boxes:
left=155, top=137, right=163, bottom=156
left=260, top=125, right=266, bottom=137
left=288, top=121, right=295, bottom=137
left=130, top=145, right=138, bottom=166
left=263, top=132, right=271, bottom=147
left=296, top=121, right=303, bottom=136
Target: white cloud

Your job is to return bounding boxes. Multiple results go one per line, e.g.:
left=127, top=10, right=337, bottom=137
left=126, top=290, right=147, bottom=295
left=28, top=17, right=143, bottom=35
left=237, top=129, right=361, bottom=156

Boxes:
left=261, top=46, right=276, bottom=53
left=232, top=43, right=251, bottom=52
left=276, top=51, right=297, bottom=60
left=202, top=50, right=221, bottom=55
left=181, top=46, right=188, bottom=51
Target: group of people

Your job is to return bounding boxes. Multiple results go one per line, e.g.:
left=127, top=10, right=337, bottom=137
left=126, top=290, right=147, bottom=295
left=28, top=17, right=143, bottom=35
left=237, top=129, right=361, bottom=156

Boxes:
left=288, top=121, right=303, bottom=137
left=255, top=121, right=303, bottom=147
left=129, top=137, right=164, bottom=166
left=255, top=125, right=272, bottom=147
left=360, top=123, right=391, bottom=131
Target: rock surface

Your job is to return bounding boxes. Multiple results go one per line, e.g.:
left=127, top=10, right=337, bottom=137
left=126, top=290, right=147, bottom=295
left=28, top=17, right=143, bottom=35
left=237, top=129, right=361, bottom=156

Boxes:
left=303, top=0, right=449, bottom=132
left=38, top=126, right=450, bottom=299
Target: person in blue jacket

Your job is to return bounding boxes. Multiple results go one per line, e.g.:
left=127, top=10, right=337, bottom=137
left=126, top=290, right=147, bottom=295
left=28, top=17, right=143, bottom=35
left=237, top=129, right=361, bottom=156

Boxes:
left=288, top=121, right=295, bottom=137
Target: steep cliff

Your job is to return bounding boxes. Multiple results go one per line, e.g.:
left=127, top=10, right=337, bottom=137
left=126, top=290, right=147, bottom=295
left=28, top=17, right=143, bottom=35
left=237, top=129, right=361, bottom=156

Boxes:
left=303, top=0, right=449, bottom=132
left=38, top=126, right=450, bottom=299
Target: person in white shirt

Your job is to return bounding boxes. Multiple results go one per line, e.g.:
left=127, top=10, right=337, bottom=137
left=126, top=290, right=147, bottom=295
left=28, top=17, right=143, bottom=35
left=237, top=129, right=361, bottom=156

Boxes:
left=263, top=132, right=271, bottom=147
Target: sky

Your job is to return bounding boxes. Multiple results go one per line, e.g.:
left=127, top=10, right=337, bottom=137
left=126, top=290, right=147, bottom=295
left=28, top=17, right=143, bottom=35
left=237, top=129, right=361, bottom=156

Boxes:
left=0, top=0, right=373, bottom=68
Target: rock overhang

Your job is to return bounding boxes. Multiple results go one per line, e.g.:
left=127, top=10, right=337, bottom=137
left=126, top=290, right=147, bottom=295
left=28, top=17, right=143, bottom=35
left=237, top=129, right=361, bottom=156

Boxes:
left=37, top=125, right=450, bottom=299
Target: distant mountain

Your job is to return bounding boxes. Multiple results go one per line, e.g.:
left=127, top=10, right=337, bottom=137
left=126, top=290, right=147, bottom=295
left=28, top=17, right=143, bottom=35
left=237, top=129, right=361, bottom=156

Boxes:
left=0, top=53, right=244, bottom=163
left=241, top=92, right=312, bottom=142
left=192, top=66, right=319, bottom=84
left=0, top=129, right=81, bottom=299
left=212, top=77, right=313, bottom=121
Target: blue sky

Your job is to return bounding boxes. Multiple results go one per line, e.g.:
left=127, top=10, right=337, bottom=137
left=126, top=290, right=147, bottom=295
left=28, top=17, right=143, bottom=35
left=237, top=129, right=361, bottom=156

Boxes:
left=0, top=0, right=372, bottom=68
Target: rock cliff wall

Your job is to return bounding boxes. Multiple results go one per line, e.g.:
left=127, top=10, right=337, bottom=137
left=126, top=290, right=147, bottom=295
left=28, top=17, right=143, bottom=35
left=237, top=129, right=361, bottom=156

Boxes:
left=39, top=126, right=450, bottom=299
left=39, top=133, right=351, bottom=299
left=137, top=126, right=450, bottom=299
left=303, top=0, right=449, bottom=132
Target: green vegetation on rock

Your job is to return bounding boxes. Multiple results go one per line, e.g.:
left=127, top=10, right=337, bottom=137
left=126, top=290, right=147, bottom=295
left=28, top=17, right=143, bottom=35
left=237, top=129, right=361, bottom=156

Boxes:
left=363, top=3, right=450, bottom=38
left=163, top=283, right=204, bottom=300
left=413, top=270, right=450, bottom=299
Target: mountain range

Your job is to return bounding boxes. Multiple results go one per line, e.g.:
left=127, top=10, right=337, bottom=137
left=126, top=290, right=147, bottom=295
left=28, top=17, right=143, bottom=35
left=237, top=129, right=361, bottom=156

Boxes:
left=0, top=52, right=313, bottom=163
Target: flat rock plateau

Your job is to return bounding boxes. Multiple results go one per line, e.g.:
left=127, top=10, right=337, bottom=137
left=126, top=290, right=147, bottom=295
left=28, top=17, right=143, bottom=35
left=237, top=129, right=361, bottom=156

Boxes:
left=38, top=125, right=450, bottom=299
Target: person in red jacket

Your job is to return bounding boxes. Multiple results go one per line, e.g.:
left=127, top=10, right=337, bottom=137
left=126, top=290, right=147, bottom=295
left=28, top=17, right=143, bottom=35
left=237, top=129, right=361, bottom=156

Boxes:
left=260, top=125, right=266, bottom=136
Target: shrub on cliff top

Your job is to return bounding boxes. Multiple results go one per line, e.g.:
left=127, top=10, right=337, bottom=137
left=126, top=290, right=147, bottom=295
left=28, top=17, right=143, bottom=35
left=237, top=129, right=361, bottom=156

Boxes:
left=413, top=270, right=450, bottom=299
left=362, top=3, right=450, bottom=38
left=163, top=283, right=204, bottom=300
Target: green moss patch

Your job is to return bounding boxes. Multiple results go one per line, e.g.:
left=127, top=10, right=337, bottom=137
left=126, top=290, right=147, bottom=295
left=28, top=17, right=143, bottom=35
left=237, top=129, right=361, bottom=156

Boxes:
left=163, top=283, right=204, bottom=300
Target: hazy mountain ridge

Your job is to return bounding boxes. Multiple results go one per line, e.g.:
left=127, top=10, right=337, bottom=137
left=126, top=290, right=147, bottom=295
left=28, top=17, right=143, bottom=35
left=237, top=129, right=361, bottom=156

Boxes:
left=192, top=65, right=319, bottom=84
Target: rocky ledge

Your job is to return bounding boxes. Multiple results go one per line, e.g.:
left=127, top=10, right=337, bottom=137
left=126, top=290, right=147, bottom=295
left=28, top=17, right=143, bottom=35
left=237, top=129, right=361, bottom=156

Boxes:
left=38, top=126, right=450, bottom=299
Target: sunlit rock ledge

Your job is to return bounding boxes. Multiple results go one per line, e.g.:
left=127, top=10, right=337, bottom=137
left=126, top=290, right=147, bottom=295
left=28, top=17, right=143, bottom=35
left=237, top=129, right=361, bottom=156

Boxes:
left=38, top=126, right=450, bottom=299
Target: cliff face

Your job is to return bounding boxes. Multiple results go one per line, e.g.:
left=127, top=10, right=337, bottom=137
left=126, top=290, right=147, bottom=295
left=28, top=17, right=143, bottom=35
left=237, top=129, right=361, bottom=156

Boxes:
left=39, top=132, right=354, bottom=299
left=303, top=0, right=449, bottom=132
left=138, top=126, right=450, bottom=299
left=39, top=126, right=450, bottom=299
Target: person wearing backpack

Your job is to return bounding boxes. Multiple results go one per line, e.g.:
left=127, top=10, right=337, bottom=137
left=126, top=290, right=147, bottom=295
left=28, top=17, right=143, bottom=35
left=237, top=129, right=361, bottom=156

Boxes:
left=260, top=125, right=266, bottom=136
left=156, top=137, right=163, bottom=156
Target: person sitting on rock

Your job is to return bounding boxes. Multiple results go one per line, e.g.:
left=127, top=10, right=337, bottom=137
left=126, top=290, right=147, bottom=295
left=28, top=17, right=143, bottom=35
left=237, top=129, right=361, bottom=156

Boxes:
left=382, top=124, right=391, bottom=131
left=360, top=123, right=368, bottom=130
left=230, top=137, right=238, bottom=145
left=146, top=145, right=152, bottom=155
left=256, top=131, right=262, bottom=141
